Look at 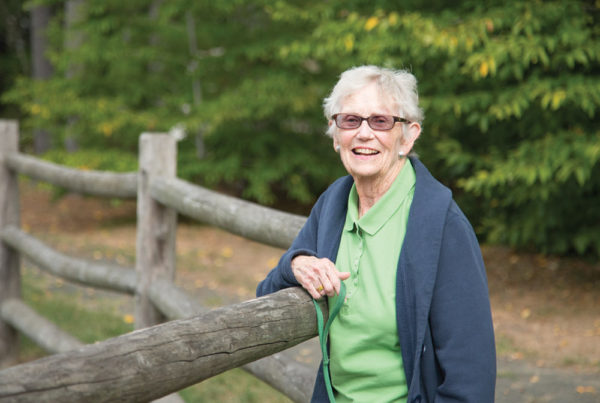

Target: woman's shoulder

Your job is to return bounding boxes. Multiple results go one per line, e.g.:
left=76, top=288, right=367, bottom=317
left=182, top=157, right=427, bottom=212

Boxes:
left=314, top=175, right=354, bottom=206
left=411, top=158, right=453, bottom=211
left=327, top=175, right=354, bottom=192
left=411, top=158, right=477, bottom=236
left=305, top=175, right=353, bottom=226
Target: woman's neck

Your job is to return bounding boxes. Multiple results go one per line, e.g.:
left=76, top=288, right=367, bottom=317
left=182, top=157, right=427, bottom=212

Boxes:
left=354, top=159, right=405, bottom=218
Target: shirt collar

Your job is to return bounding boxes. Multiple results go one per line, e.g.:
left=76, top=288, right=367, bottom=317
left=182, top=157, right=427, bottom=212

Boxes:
left=344, top=160, right=416, bottom=236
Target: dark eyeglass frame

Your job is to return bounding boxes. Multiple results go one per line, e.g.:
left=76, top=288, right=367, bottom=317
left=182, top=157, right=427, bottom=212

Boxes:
left=331, top=113, right=411, bottom=131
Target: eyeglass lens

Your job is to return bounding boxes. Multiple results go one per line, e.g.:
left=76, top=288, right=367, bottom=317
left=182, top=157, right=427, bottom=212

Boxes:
left=335, top=114, right=396, bottom=130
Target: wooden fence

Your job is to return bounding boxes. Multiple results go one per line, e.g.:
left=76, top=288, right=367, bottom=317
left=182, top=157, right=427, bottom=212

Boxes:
left=0, top=120, right=323, bottom=402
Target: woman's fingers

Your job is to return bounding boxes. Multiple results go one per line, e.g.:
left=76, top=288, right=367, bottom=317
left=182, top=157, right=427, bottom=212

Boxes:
left=322, top=268, right=351, bottom=297
left=291, top=255, right=350, bottom=298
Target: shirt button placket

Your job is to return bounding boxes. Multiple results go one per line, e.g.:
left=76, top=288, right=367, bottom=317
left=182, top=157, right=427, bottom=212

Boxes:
left=354, top=229, right=363, bottom=287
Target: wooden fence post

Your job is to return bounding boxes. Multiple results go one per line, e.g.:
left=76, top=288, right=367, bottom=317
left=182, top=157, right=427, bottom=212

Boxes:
left=0, top=120, right=21, bottom=368
left=135, top=133, right=177, bottom=329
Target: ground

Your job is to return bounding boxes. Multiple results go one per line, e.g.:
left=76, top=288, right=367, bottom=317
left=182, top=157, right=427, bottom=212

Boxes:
left=17, top=180, right=600, bottom=402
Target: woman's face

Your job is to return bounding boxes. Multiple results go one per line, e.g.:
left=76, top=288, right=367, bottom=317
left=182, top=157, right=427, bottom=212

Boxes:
left=332, top=82, right=420, bottom=187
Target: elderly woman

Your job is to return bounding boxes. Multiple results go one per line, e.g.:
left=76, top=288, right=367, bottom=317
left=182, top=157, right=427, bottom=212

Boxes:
left=257, top=65, right=496, bottom=403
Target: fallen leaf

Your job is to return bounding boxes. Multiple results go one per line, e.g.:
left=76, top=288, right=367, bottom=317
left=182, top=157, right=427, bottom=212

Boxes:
left=521, top=308, right=532, bottom=319
left=123, top=314, right=134, bottom=324
left=576, top=385, right=596, bottom=394
left=510, top=352, right=524, bottom=360
left=220, top=246, right=233, bottom=258
left=529, top=375, right=540, bottom=384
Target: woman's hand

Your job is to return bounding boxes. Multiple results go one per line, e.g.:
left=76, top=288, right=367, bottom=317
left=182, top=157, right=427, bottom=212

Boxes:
left=291, top=255, right=351, bottom=299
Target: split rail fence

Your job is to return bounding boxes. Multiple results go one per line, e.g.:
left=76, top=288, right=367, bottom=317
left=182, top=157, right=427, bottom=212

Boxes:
left=0, top=120, right=325, bottom=402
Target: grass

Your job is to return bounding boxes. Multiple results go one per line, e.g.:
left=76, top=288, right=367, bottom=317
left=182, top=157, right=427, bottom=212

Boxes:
left=494, top=333, right=518, bottom=357
left=180, top=369, right=291, bottom=403
left=14, top=264, right=291, bottom=403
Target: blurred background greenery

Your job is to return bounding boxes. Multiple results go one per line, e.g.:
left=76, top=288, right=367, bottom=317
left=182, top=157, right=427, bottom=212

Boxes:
left=1, top=0, right=599, bottom=258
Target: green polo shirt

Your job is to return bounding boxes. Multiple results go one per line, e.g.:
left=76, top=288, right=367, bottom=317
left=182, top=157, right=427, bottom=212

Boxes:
left=328, top=160, right=416, bottom=402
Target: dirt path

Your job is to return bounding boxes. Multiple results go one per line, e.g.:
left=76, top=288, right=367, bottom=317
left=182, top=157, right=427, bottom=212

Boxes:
left=18, top=181, right=600, bottom=401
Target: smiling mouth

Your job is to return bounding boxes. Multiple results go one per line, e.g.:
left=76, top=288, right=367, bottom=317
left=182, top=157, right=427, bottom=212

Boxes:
left=352, top=147, right=379, bottom=156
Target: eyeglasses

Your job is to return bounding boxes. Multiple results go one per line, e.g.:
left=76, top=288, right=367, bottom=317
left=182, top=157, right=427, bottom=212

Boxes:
left=331, top=113, right=411, bottom=131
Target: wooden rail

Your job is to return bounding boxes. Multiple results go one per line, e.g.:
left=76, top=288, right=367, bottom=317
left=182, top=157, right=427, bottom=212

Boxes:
left=5, top=153, right=137, bottom=199
left=150, top=176, right=306, bottom=250
left=0, top=226, right=136, bottom=294
left=0, top=299, right=84, bottom=354
left=0, top=225, right=315, bottom=402
left=0, top=121, right=317, bottom=402
left=0, top=288, right=325, bottom=403
left=0, top=121, right=21, bottom=368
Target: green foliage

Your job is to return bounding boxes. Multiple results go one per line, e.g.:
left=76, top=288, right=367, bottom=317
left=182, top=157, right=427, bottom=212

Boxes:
left=179, top=369, right=291, bottom=403
left=41, top=148, right=138, bottom=172
left=2, top=0, right=599, bottom=257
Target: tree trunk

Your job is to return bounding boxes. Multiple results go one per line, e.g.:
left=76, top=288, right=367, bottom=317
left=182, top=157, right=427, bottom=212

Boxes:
left=30, top=5, right=54, bottom=154
left=63, top=0, right=86, bottom=152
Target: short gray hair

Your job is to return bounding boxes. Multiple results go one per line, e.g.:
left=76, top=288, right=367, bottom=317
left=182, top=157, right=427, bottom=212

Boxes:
left=323, top=65, right=424, bottom=137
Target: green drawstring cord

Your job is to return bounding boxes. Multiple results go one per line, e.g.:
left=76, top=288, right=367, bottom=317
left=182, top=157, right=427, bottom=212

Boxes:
left=312, top=282, right=346, bottom=403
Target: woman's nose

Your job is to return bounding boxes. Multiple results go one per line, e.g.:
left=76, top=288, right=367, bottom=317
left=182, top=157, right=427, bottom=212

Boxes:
left=356, top=120, right=375, bottom=139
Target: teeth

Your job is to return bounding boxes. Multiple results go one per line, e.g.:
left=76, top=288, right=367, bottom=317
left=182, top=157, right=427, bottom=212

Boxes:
left=354, top=148, right=378, bottom=155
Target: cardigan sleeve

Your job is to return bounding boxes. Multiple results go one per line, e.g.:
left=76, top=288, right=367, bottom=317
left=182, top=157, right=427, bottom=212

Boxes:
left=255, top=194, right=324, bottom=297
left=429, top=203, right=496, bottom=402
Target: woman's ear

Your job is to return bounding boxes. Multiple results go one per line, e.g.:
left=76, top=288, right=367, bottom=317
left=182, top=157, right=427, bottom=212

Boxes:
left=331, top=122, right=341, bottom=152
left=404, top=122, right=421, bottom=148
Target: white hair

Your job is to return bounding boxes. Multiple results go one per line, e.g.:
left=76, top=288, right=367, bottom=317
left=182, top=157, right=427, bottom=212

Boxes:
left=323, top=65, right=424, bottom=137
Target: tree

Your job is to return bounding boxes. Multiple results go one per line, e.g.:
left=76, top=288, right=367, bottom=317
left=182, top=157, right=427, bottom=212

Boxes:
left=31, top=3, right=54, bottom=153
left=2, top=0, right=599, bottom=257
left=0, top=0, right=30, bottom=121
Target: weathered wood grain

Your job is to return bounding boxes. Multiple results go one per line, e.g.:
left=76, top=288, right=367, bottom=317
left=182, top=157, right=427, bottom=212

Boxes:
left=0, top=226, right=136, bottom=294
left=148, top=279, right=315, bottom=403
left=148, top=277, right=205, bottom=320
left=150, top=175, right=306, bottom=249
left=244, top=353, right=315, bottom=403
left=135, top=133, right=178, bottom=329
left=5, top=153, right=137, bottom=198
left=0, top=299, right=83, bottom=354
left=0, top=287, right=327, bottom=403
left=0, top=120, right=22, bottom=368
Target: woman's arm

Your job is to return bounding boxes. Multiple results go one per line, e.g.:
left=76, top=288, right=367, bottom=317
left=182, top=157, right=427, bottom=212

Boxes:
left=256, top=195, right=325, bottom=297
left=256, top=176, right=352, bottom=298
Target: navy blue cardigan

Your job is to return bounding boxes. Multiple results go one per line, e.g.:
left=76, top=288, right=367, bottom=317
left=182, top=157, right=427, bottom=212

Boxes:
left=257, top=158, right=496, bottom=403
